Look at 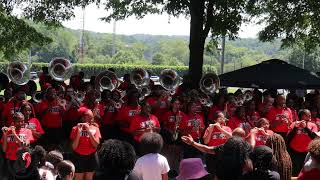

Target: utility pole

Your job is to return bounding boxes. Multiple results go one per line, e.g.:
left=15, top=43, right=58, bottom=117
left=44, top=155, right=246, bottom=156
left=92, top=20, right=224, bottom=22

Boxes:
left=220, top=35, right=226, bottom=74
left=112, top=20, right=117, bottom=57
left=79, top=7, right=85, bottom=64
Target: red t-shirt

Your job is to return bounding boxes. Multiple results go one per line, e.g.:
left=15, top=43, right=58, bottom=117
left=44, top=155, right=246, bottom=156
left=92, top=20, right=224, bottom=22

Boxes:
left=298, top=167, right=320, bottom=180
left=204, top=126, right=232, bottom=146
left=38, top=100, right=64, bottom=128
left=254, top=130, right=274, bottom=147
left=129, top=114, right=160, bottom=142
left=25, top=118, right=45, bottom=142
left=2, top=100, right=22, bottom=126
left=63, top=106, right=81, bottom=122
left=102, top=104, right=118, bottom=125
left=115, top=105, right=141, bottom=133
left=2, top=128, right=34, bottom=160
left=147, top=97, right=169, bottom=119
left=289, top=122, right=318, bottom=152
left=160, top=110, right=187, bottom=131
left=266, top=107, right=293, bottom=133
left=180, top=113, right=205, bottom=140
left=70, top=125, right=101, bottom=155
left=312, top=117, right=320, bottom=128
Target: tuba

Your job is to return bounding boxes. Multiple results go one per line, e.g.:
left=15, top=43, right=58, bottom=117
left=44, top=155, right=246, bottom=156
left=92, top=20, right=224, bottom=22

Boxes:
left=130, top=68, right=150, bottom=100
left=130, top=68, right=150, bottom=89
left=95, top=70, right=119, bottom=92
left=7, top=61, right=30, bottom=85
left=32, top=91, right=43, bottom=103
left=159, top=69, right=182, bottom=93
left=199, top=73, right=220, bottom=95
left=48, top=57, right=73, bottom=82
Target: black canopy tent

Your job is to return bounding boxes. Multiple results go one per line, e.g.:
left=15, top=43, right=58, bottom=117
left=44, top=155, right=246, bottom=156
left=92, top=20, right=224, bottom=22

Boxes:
left=219, top=59, right=320, bottom=89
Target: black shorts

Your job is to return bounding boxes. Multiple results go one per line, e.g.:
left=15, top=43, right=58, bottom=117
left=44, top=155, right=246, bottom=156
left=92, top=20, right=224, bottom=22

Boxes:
left=72, top=152, right=99, bottom=173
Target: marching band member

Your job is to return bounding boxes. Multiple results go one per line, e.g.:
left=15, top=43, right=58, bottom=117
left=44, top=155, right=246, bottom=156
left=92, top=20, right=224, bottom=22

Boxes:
left=180, top=101, right=205, bottom=158
left=287, top=109, right=318, bottom=176
left=247, top=118, right=273, bottom=148
left=20, top=102, right=44, bottom=144
left=266, top=94, right=293, bottom=138
left=70, top=107, right=101, bottom=180
left=2, top=112, right=34, bottom=163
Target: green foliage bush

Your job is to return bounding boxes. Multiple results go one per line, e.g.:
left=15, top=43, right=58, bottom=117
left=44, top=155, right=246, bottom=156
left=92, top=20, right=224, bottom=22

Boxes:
left=0, top=62, right=216, bottom=78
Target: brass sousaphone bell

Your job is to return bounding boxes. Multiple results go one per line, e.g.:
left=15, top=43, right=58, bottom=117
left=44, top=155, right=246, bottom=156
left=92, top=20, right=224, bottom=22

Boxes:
left=48, top=57, right=73, bottom=82
left=159, top=69, right=182, bottom=94
left=130, top=68, right=151, bottom=98
left=199, top=73, right=220, bottom=95
left=7, top=61, right=30, bottom=85
left=95, top=70, right=119, bottom=92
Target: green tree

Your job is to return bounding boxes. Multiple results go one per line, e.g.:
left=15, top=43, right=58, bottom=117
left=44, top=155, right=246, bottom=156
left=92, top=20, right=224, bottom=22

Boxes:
left=102, top=0, right=253, bottom=87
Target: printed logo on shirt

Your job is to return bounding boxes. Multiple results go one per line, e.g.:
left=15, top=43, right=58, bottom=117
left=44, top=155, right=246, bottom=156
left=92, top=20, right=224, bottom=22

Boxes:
left=212, top=132, right=226, bottom=139
left=7, top=134, right=26, bottom=142
left=48, top=106, right=60, bottom=113
left=128, top=110, right=137, bottom=116
left=80, top=129, right=96, bottom=137
left=26, top=123, right=36, bottom=130
left=140, top=121, right=154, bottom=129
left=275, top=113, right=289, bottom=121
left=169, top=116, right=181, bottom=123
left=296, top=128, right=307, bottom=135
left=188, top=119, right=200, bottom=130
left=106, top=106, right=115, bottom=113
left=256, top=134, right=268, bottom=143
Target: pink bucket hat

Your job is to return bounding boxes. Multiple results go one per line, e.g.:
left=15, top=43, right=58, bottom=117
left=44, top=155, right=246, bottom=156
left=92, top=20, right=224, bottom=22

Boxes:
left=176, top=158, right=209, bottom=180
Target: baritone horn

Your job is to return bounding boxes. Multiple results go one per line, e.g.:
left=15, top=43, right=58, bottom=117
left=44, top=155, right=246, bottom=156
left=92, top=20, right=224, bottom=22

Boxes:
left=199, top=73, right=220, bottom=94
left=7, top=61, right=30, bottom=85
left=48, top=57, right=73, bottom=82
left=159, top=69, right=182, bottom=93
left=95, top=70, right=119, bottom=92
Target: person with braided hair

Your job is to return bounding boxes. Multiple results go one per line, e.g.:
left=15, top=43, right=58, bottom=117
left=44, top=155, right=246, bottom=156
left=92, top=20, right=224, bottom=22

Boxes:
left=266, top=133, right=292, bottom=180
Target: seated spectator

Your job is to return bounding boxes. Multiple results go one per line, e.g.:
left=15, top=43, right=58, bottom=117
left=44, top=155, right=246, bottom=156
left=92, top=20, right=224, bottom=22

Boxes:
left=133, top=133, right=170, bottom=180
left=176, top=158, right=211, bottom=180
left=57, top=160, right=75, bottom=180
left=242, top=145, right=280, bottom=180
left=298, top=139, right=320, bottom=180
left=94, top=139, right=139, bottom=180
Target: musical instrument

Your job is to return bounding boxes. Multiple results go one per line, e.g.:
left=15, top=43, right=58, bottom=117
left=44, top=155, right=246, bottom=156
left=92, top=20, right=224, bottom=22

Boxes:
left=130, top=68, right=150, bottom=89
left=32, top=91, right=43, bottom=103
left=199, top=73, right=220, bottom=95
left=130, top=68, right=151, bottom=100
left=172, top=114, right=182, bottom=141
left=159, top=69, right=182, bottom=94
left=48, top=57, right=73, bottom=81
left=95, top=70, right=119, bottom=92
left=76, top=91, right=86, bottom=102
left=7, top=61, right=30, bottom=85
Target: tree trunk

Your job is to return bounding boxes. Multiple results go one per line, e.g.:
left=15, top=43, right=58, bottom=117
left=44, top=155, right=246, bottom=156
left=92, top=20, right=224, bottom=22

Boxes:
left=188, top=0, right=206, bottom=88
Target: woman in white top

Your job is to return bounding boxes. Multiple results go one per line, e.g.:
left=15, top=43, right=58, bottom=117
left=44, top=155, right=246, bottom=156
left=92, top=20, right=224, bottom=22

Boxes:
left=133, top=132, right=170, bottom=180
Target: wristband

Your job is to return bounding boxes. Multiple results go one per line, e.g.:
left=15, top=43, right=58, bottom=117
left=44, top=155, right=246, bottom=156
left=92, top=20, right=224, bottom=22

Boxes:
left=190, top=141, right=195, bottom=145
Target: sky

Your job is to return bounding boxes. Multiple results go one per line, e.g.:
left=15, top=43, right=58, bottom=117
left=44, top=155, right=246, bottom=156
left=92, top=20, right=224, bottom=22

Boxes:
left=62, top=4, right=264, bottom=38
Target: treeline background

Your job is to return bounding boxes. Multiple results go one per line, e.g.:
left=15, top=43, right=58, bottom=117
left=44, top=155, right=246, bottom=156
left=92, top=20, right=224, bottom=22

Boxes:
left=1, top=22, right=319, bottom=74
